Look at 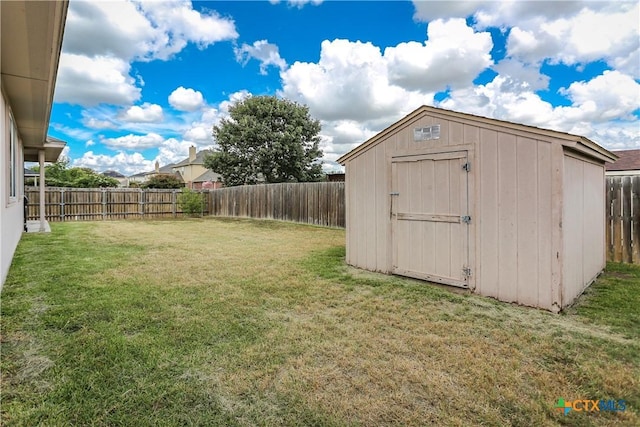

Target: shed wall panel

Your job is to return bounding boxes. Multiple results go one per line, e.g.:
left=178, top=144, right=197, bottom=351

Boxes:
left=497, top=133, right=518, bottom=303
left=583, top=162, right=606, bottom=280
left=563, top=155, right=585, bottom=304
left=563, top=155, right=606, bottom=306
left=365, top=151, right=377, bottom=269
left=536, top=143, right=554, bottom=310
left=516, top=138, right=539, bottom=307
left=477, top=129, right=498, bottom=297
left=374, top=143, right=389, bottom=271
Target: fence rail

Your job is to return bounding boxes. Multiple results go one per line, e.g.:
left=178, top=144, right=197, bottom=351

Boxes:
left=25, top=187, right=208, bottom=221
left=606, top=175, right=640, bottom=264
left=209, top=182, right=345, bottom=228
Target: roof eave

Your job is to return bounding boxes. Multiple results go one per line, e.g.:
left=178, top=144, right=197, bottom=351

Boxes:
left=1, top=1, right=68, bottom=150
left=338, top=105, right=618, bottom=164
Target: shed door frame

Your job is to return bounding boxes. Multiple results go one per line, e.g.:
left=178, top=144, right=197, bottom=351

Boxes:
left=391, top=149, right=471, bottom=288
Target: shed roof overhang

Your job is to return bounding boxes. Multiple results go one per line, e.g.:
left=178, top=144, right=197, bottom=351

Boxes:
left=1, top=0, right=68, bottom=160
left=337, top=105, right=618, bottom=165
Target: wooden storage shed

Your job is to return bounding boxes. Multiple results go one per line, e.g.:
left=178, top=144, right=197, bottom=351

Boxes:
left=337, top=106, right=616, bottom=312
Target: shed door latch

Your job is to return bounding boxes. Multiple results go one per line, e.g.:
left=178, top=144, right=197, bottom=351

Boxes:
left=461, top=215, right=471, bottom=224
left=462, top=162, right=471, bottom=172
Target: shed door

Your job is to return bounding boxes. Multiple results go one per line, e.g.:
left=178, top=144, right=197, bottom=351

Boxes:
left=391, top=151, right=470, bottom=287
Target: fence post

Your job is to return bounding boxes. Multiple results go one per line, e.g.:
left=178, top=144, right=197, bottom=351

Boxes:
left=60, top=188, right=65, bottom=221
left=139, top=188, right=145, bottom=218
left=102, top=189, right=107, bottom=220
left=172, top=190, right=177, bottom=218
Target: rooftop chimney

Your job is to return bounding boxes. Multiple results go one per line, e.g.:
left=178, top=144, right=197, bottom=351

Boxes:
left=155, top=160, right=159, bottom=173
left=189, top=146, right=196, bottom=162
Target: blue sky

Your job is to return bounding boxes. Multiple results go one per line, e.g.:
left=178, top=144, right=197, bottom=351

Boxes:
left=48, top=0, right=640, bottom=176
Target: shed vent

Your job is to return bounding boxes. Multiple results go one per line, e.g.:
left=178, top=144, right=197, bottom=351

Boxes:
left=414, top=124, right=441, bottom=141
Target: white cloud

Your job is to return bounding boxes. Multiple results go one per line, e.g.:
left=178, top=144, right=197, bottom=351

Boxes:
left=62, top=1, right=156, bottom=60
left=183, top=126, right=212, bottom=145
left=169, top=87, right=205, bottom=112
left=54, top=54, right=141, bottom=106
left=139, top=1, right=239, bottom=60
left=155, top=138, right=198, bottom=166
left=560, top=70, right=640, bottom=122
left=101, top=133, right=165, bottom=150
left=56, top=0, right=238, bottom=107
left=280, top=18, right=492, bottom=125
left=507, top=3, right=639, bottom=74
left=235, top=40, right=287, bottom=75
left=84, top=117, right=118, bottom=130
left=492, top=59, right=550, bottom=91
left=72, top=151, right=154, bottom=176
left=412, top=1, right=639, bottom=78
left=412, top=1, right=613, bottom=27
left=280, top=39, right=430, bottom=122
left=385, top=19, right=493, bottom=91
left=62, top=0, right=238, bottom=62
left=120, top=103, right=164, bottom=123
left=269, top=0, right=323, bottom=8
left=437, top=69, right=640, bottom=150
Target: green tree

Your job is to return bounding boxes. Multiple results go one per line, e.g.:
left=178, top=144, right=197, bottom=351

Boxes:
left=177, top=188, right=205, bottom=217
left=142, top=174, right=184, bottom=189
left=205, top=96, right=323, bottom=186
left=43, top=159, right=119, bottom=188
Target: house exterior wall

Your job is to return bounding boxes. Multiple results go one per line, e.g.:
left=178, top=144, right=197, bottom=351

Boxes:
left=342, top=107, right=611, bottom=312
left=1, top=88, right=25, bottom=288
left=175, top=164, right=208, bottom=188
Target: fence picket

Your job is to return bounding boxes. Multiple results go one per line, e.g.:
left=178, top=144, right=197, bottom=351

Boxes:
left=25, top=187, right=211, bottom=221
left=209, top=182, right=345, bottom=228
left=606, top=175, right=640, bottom=264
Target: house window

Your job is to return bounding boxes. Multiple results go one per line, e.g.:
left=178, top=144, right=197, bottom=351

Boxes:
left=9, top=114, right=17, bottom=199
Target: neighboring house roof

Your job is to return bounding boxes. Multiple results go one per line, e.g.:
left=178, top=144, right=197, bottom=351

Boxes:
left=337, top=105, right=617, bottom=165
left=193, top=170, right=221, bottom=183
left=173, top=149, right=213, bottom=167
left=605, top=149, right=640, bottom=171
left=102, top=170, right=125, bottom=178
left=158, top=163, right=176, bottom=173
left=128, top=150, right=216, bottom=180
left=24, top=168, right=39, bottom=177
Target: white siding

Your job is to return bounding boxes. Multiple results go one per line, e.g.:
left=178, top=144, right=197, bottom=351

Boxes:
left=1, top=89, right=24, bottom=288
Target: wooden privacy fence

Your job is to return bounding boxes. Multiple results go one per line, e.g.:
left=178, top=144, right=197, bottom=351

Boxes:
left=25, top=187, right=209, bottom=221
left=607, top=176, right=640, bottom=264
left=210, top=182, right=345, bottom=228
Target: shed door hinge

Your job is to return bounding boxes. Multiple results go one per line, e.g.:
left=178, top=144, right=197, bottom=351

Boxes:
left=462, top=162, right=471, bottom=172
left=461, top=215, right=471, bottom=224
left=462, top=267, right=472, bottom=280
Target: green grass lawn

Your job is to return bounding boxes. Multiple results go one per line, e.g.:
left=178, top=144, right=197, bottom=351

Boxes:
left=1, top=218, right=638, bottom=426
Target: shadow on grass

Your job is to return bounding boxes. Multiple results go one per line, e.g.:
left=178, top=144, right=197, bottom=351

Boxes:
left=301, top=245, right=470, bottom=304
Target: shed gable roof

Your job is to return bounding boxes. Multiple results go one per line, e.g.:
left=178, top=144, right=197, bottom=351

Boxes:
left=337, top=105, right=616, bottom=165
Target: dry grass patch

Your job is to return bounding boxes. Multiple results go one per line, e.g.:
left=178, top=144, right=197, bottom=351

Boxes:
left=1, top=218, right=638, bottom=426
